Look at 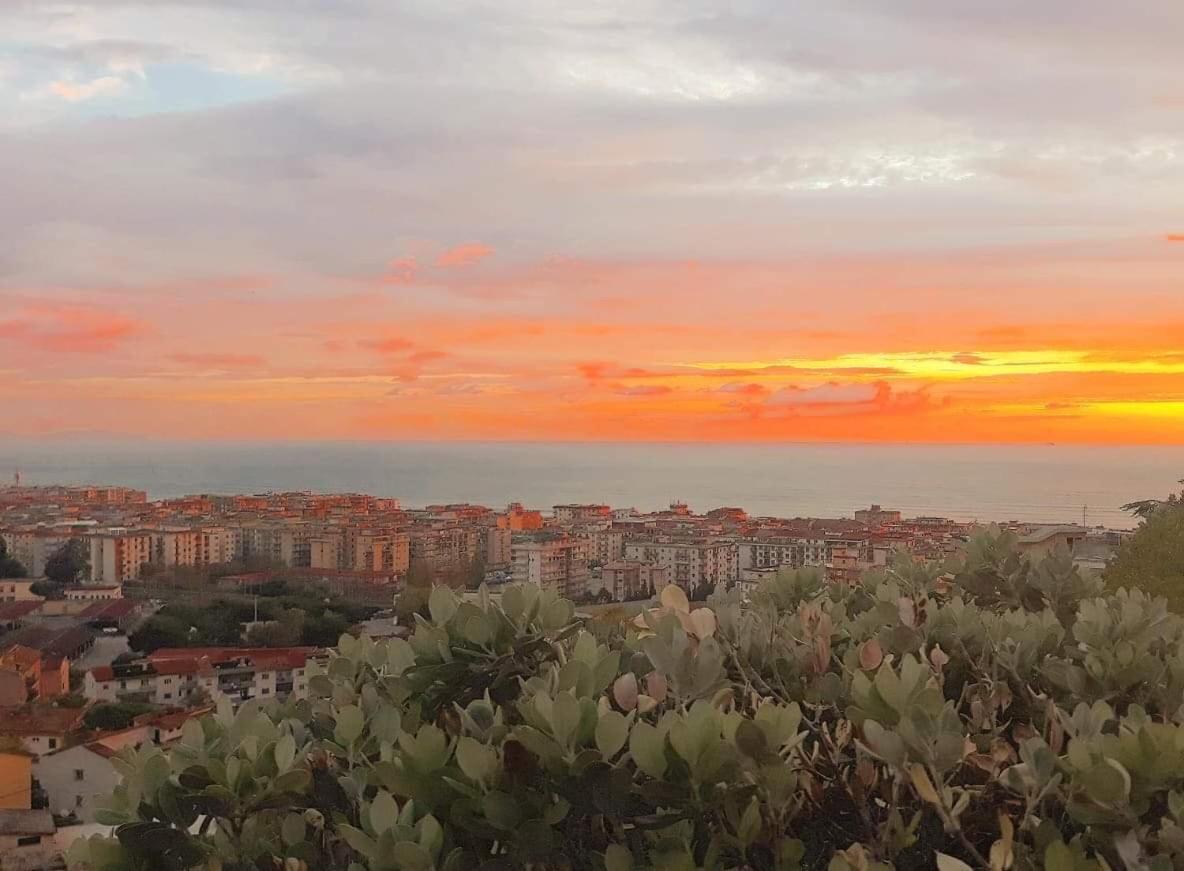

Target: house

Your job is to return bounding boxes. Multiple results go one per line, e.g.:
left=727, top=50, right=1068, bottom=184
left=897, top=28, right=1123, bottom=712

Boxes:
left=0, top=809, right=58, bottom=871
left=134, top=706, right=212, bottom=745
left=0, top=706, right=87, bottom=757
left=1016, top=526, right=1087, bottom=561
left=0, top=751, right=33, bottom=810
left=0, top=645, right=69, bottom=703
left=0, top=625, right=94, bottom=663
left=63, top=585, right=122, bottom=603
left=33, top=726, right=149, bottom=822
left=0, top=582, right=42, bottom=605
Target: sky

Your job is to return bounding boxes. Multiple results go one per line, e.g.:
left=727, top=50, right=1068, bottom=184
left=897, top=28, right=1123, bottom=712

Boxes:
left=1, top=1, right=1182, bottom=444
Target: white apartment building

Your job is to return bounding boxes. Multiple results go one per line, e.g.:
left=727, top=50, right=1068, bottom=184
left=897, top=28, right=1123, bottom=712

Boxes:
left=511, top=535, right=590, bottom=599
left=623, top=537, right=738, bottom=592
left=84, top=648, right=317, bottom=707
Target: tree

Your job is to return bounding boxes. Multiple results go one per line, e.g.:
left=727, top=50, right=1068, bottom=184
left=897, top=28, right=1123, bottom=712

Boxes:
left=128, top=614, right=193, bottom=653
left=29, top=579, right=63, bottom=599
left=44, top=538, right=89, bottom=584
left=83, top=702, right=156, bottom=731
left=1106, top=494, right=1184, bottom=609
left=0, top=538, right=27, bottom=578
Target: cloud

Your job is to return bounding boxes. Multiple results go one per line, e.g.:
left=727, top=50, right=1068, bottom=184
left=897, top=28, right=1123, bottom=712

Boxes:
left=950, top=352, right=984, bottom=365
left=614, top=385, right=674, bottom=397
left=718, top=382, right=768, bottom=396
left=358, top=336, right=415, bottom=354
left=436, top=243, right=494, bottom=268
left=168, top=352, right=264, bottom=368
left=0, top=305, right=145, bottom=353
left=46, top=76, right=128, bottom=102
left=1168, top=234, right=1184, bottom=242
left=377, top=258, right=417, bottom=286
left=407, top=349, right=449, bottom=364
left=766, top=383, right=884, bottom=407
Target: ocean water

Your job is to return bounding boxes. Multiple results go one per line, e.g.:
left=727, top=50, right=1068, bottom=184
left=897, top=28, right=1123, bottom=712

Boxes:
left=1, top=440, right=1181, bottom=529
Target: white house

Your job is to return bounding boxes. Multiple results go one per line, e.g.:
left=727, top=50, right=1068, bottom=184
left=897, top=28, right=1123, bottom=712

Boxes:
left=33, top=727, right=149, bottom=822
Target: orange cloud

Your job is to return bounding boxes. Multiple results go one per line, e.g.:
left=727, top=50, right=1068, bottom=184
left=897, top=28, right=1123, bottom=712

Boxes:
left=1168, top=234, right=1184, bottom=242
left=436, top=243, right=494, bottom=268
left=169, top=352, right=264, bottom=368
left=0, top=305, right=145, bottom=353
left=614, top=385, right=674, bottom=397
left=359, top=336, right=415, bottom=353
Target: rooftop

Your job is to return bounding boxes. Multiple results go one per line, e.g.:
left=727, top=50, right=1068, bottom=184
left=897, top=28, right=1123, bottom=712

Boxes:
left=0, top=704, right=87, bottom=736
left=0, top=809, right=55, bottom=836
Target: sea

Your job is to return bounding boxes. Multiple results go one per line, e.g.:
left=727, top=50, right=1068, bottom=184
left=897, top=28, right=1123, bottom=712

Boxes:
left=1, top=440, right=1181, bottom=530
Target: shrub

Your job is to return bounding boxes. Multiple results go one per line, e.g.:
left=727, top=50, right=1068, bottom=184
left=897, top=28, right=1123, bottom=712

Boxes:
left=68, top=531, right=1184, bottom=870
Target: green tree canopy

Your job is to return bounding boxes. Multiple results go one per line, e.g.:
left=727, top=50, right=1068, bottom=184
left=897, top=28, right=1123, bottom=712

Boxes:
left=44, top=538, right=90, bottom=584
left=1106, top=487, right=1184, bottom=609
left=0, top=537, right=27, bottom=578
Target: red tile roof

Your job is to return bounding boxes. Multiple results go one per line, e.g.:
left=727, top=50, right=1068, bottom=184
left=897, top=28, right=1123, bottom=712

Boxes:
left=0, top=601, right=41, bottom=622
left=0, top=704, right=86, bottom=735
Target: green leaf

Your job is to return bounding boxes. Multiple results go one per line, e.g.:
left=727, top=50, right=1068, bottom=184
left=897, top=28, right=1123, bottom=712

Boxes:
left=281, top=813, right=305, bottom=847
left=605, top=843, right=634, bottom=871
left=482, top=790, right=522, bottom=830
left=630, top=722, right=668, bottom=778
left=596, top=711, right=630, bottom=759
left=275, top=734, right=296, bottom=772
left=737, top=798, right=762, bottom=846
left=370, top=790, right=400, bottom=836
left=393, top=841, right=434, bottom=871
left=430, top=585, right=458, bottom=624
left=1044, top=841, right=1074, bottom=871
left=335, top=705, right=365, bottom=746
left=339, top=824, right=378, bottom=859
left=455, top=736, right=498, bottom=783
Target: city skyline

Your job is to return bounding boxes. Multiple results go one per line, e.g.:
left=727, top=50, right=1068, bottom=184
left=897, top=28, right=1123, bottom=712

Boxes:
left=3, top=2, right=1184, bottom=443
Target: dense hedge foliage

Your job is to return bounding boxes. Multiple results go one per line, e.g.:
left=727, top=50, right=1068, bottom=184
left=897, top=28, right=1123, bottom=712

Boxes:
left=69, top=530, right=1184, bottom=871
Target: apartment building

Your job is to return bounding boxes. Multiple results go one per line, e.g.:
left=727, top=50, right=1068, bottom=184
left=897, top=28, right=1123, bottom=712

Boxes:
left=0, top=530, right=73, bottom=577
left=553, top=504, right=612, bottom=525
left=84, top=647, right=319, bottom=707
left=354, top=531, right=410, bottom=574
left=579, top=527, right=627, bottom=565
left=511, top=534, right=589, bottom=599
left=623, top=537, right=737, bottom=592
left=599, top=560, right=668, bottom=602
left=150, top=528, right=200, bottom=566
left=485, top=526, right=512, bottom=567
left=736, top=538, right=807, bottom=573
left=87, top=531, right=151, bottom=583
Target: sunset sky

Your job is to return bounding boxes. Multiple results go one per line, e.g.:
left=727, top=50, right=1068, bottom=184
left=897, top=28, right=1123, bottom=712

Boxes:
left=2, top=2, right=1182, bottom=443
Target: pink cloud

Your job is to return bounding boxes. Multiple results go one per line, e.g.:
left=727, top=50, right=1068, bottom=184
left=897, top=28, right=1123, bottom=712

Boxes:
left=359, top=336, right=415, bottom=353
left=436, top=243, right=495, bottom=269
left=407, top=349, right=449, bottom=364
left=378, top=257, right=418, bottom=286
left=0, top=305, right=145, bottom=353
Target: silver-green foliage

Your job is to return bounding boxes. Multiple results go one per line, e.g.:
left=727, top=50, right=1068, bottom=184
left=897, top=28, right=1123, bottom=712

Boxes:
left=67, top=532, right=1184, bottom=871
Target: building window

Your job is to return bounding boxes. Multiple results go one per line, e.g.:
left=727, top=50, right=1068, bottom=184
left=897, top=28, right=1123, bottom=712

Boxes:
left=76, top=795, right=85, bottom=807
left=74, top=769, right=85, bottom=781
left=48, top=738, right=57, bottom=749
left=16, top=836, right=41, bottom=847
